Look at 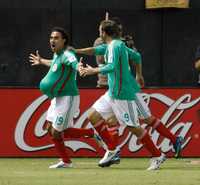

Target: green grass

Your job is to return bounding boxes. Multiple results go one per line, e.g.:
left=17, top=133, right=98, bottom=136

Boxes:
left=0, top=158, right=200, bottom=185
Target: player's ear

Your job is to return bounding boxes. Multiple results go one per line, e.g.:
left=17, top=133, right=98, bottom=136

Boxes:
left=63, top=38, right=67, bottom=46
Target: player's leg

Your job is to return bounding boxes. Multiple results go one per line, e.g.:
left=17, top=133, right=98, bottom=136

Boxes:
left=105, top=115, right=120, bottom=163
left=88, top=93, right=120, bottom=167
left=88, top=108, right=117, bottom=151
left=61, top=96, right=96, bottom=138
left=47, top=96, right=74, bottom=168
left=106, top=115, right=119, bottom=148
left=89, top=93, right=119, bottom=151
left=135, top=93, right=184, bottom=157
left=88, top=109, right=120, bottom=167
left=112, top=99, right=166, bottom=170
left=48, top=126, right=72, bottom=168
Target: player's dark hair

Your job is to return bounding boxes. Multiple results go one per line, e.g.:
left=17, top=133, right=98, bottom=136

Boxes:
left=110, top=17, right=123, bottom=33
left=51, top=27, right=69, bottom=47
left=123, top=34, right=137, bottom=51
left=100, top=20, right=120, bottom=38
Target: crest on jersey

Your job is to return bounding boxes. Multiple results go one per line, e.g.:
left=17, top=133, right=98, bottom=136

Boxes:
left=52, top=64, right=58, bottom=72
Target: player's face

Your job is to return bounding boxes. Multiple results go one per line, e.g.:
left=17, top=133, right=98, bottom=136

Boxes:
left=49, top=31, right=66, bottom=53
left=99, top=25, right=106, bottom=41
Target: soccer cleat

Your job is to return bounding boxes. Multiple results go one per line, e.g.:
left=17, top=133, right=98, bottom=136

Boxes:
left=49, top=160, right=73, bottom=169
left=173, top=136, right=184, bottom=158
left=99, top=149, right=121, bottom=167
left=98, top=149, right=120, bottom=167
left=147, top=153, right=166, bottom=170
left=110, top=149, right=121, bottom=164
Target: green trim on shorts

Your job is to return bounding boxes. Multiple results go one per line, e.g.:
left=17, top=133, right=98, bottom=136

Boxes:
left=127, top=101, right=137, bottom=127
left=63, top=96, right=74, bottom=129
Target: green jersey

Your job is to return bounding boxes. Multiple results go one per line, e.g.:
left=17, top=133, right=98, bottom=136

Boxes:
left=40, top=49, right=79, bottom=98
left=94, top=40, right=141, bottom=100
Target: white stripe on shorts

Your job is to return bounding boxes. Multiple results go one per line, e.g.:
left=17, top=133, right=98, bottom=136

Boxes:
left=135, top=93, right=151, bottom=119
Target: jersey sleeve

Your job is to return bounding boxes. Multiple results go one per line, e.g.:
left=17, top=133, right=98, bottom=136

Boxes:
left=63, top=51, right=79, bottom=70
left=126, top=47, right=142, bottom=64
left=94, top=44, right=107, bottom=56
left=99, top=43, right=119, bottom=74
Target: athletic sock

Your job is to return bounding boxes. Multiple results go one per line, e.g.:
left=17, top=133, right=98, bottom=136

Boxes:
left=139, top=130, right=161, bottom=157
left=51, top=137, right=71, bottom=163
left=152, top=118, right=176, bottom=144
left=94, top=120, right=116, bottom=150
left=107, top=125, right=119, bottom=149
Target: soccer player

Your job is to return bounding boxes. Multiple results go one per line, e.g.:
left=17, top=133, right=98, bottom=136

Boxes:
left=93, top=12, right=109, bottom=88
left=75, top=18, right=183, bottom=160
left=93, top=37, right=108, bottom=87
left=79, top=20, right=166, bottom=170
left=123, top=34, right=184, bottom=158
left=29, top=27, right=102, bottom=168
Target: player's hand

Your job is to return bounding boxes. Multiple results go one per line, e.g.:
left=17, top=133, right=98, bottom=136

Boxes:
left=77, top=57, right=84, bottom=72
left=79, top=64, right=98, bottom=77
left=29, top=50, right=42, bottom=66
left=136, top=75, right=145, bottom=88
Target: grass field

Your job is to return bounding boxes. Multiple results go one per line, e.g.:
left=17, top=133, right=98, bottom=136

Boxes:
left=0, top=158, right=200, bottom=185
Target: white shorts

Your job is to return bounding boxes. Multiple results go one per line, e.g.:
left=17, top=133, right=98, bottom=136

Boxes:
left=135, top=93, right=151, bottom=119
left=46, top=95, right=80, bottom=132
left=92, top=92, right=140, bottom=127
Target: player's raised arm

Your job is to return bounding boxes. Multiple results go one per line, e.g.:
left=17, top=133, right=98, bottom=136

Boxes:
left=29, top=50, right=51, bottom=67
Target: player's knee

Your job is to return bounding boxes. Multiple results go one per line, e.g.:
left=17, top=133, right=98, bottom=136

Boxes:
left=143, top=116, right=156, bottom=126
left=45, top=121, right=52, bottom=132
left=88, top=108, right=102, bottom=125
left=49, top=127, right=61, bottom=140
left=106, top=115, right=118, bottom=126
left=128, top=126, right=144, bottom=138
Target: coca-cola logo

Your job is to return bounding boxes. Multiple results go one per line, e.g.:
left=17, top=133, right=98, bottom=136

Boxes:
left=15, top=93, right=200, bottom=154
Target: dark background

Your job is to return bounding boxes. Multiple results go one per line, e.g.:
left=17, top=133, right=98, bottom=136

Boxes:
left=0, top=0, right=200, bottom=87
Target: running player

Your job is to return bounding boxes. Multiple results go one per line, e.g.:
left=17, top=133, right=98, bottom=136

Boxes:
left=74, top=18, right=183, bottom=160
left=29, top=27, right=103, bottom=168
left=79, top=20, right=166, bottom=170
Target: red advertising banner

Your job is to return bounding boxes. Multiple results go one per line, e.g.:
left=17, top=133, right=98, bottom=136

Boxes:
left=0, top=88, right=199, bottom=157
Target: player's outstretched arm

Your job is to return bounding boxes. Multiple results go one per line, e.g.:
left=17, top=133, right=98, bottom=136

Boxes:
left=29, top=50, right=51, bottom=67
left=75, top=47, right=95, bottom=56
left=79, top=64, right=99, bottom=77
left=195, top=59, right=200, bottom=71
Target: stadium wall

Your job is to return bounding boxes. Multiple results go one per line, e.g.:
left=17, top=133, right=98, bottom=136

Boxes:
left=0, top=0, right=200, bottom=87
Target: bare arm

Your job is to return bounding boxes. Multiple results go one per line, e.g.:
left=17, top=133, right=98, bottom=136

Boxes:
left=79, top=64, right=100, bottom=77
left=134, top=62, right=145, bottom=88
left=129, top=59, right=144, bottom=88
left=195, top=59, right=200, bottom=71
left=29, top=50, right=52, bottom=67
left=75, top=47, right=95, bottom=56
